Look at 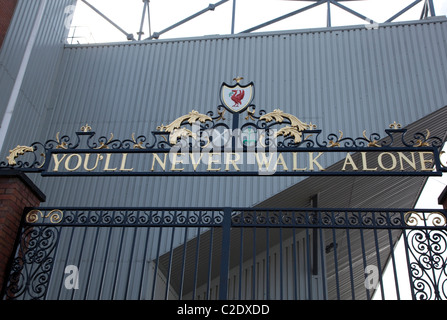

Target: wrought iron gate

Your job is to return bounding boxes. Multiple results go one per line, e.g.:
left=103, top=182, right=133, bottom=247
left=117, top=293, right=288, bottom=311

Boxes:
left=1, top=207, right=447, bottom=300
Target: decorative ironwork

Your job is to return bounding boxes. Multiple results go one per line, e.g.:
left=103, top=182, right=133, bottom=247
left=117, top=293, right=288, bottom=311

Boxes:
left=1, top=80, right=445, bottom=177
left=405, top=229, right=447, bottom=300
left=3, top=226, right=60, bottom=300
left=2, top=207, right=447, bottom=300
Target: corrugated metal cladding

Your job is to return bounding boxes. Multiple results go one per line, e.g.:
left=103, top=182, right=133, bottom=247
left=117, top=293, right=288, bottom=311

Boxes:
left=2, top=12, right=447, bottom=208
left=0, top=0, right=76, bottom=149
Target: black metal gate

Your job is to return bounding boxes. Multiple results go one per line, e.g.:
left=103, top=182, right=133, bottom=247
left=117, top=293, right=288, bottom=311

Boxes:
left=2, top=207, right=447, bottom=300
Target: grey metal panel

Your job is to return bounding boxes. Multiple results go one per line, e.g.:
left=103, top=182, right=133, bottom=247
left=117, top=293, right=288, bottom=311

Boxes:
left=2, top=17, right=447, bottom=209
left=0, top=0, right=75, bottom=152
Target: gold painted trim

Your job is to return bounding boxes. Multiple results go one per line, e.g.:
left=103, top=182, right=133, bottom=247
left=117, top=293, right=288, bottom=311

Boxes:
left=26, top=209, right=63, bottom=224
left=6, top=145, right=34, bottom=166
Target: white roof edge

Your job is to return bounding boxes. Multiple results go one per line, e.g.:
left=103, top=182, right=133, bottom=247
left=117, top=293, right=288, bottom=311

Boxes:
left=64, top=16, right=447, bottom=49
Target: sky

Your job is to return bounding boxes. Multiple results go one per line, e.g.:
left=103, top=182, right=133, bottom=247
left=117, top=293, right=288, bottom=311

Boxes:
left=69, top=0, right=447, bottom=43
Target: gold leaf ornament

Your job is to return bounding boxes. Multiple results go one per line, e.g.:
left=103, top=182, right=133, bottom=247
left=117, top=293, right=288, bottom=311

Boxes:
left=260, top=109, right=312, bottom=143
left=7, top=145, right=34, bottom=166
left=157, top=110, right=211, bottom=145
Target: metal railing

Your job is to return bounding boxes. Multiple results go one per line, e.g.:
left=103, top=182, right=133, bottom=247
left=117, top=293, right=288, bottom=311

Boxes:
left=2, top=207, right=446, bottom=300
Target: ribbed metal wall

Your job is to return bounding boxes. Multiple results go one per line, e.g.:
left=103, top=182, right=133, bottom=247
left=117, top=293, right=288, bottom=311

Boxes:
left=16, top=17, right=445, bottom=209
left=0, top=0, right=75, bottom=152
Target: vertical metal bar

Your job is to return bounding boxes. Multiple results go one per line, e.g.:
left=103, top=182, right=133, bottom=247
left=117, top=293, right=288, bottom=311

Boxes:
left=292, top=227, right=298, bottom=300
left=56, top=224, right=76, bottom=299
left=124, top=226, right=138, bottom=299
left=252, top=226, right=257, bottom=299
left=151, top=226, right=164, bottom=299
left=97, top=215, right=113, bottom=300
left=331, top=214, right=340, bottom=300
left=178, top=211, right=190, bottom=299
left=387, top=228, right=401, bottom=300
left=110, top=227, right=125, bottom=299
left=345, top=213, right=355, bottom=300
left=327, top=0, right=331, bottom=27
left=359, top=226, right=371, bottom=300
left=138, top=215, right=152, bottom=300
left=218, top=208, right=232, bottom=300
left=84, top=224, right=101, bottom=299
left=311, top=196, right=319, bottom=276
left=279, top=221, right=284, bottom=300
left=238, top=226, right=243, bottom=299
left=266, top=225, right=270, bottom=299
left=206, top=227, right=214, bottom=299
left=305, top=227, right=312, bottom=300
left=231, top=0, right=236, bottom=34
left=165, top=225, right=176, bottom=300
left=192, top=225, right=201, bottom=300
left=318, top=228, right=327, bottom=300
left=373, top=226, right=385, bottom=299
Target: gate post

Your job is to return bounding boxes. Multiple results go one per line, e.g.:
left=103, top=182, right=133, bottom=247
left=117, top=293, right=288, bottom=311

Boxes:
left=219, top=208, right=232, bottom=300
left=0, top=169, right=45, bottom=294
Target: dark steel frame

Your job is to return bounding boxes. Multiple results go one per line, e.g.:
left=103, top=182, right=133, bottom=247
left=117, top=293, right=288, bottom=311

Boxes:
left=2, top=207, right=446, bottom=300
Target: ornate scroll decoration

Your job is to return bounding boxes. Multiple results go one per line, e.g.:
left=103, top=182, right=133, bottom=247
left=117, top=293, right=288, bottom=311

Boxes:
left=157, top=110, right=212, bottom=145
left=25, top=209, right=63, bottom=224
left=6, top=145, right=34, bottom=166
left=259, top=109, right=314, bottom=143
left=3, top=226, right=60, bottom=300
left=406, top=228, right=447, bottom=300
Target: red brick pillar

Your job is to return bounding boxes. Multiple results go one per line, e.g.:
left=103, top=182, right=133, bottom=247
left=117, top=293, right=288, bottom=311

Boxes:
left=0, top=169, right=45, bottom=292
left=439, top=186, right=447, bottom=210
left=0, top=0, right=19, bottom=49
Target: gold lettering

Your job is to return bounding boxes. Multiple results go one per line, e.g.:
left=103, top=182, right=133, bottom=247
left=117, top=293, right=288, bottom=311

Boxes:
left=171, top=153, right=184, bottom=171
left=207, top=152, right=221, bottom=171
left=151, top=153, right=167, bottom=171
left=361, top=152, right=377, bottom=171
left=103, top=153, right=117, bottom=171
left=378, top=152, right=397, bottom=171
left=255, top=153, right=275, bottom=171
left=309, top=152, right=325, bottom=171
left=189, top=152, right=204, bottom=171
left=64, top=154, right=82, bottom=171
left=83, top=153, right=102, bottom=171
left=275, top=153, right=288, bottom=171
left=342, top=153, right=358, bottom=171
left=119, top=153, right=134, bottom=171
left=225, top=152, right=240, bottom=171
left=419, top=152, right=434, bottom=171
left=292, top=152, right=307, bottom=171
left=398, top=152, right=416, bottom=171
left=52, top=154, right=67, bottom=172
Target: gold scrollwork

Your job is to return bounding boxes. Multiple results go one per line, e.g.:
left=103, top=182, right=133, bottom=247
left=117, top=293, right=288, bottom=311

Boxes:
left=362, top=130, right=381, bottom=147
left=328, top=130, right=343, bottom=148
left=6, top=145, right=34, bottom=166
left=260, top=109, right=314, bottom=144
left=26, top=209, right=63, bottom=224
left=157, top=110, right=212, bottom=145
left=404, top=211, right=447, bottom=227
left=413, top=129, right=431, bottom=147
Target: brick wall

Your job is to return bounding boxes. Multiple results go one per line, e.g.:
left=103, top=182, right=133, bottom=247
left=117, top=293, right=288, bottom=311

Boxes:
left=0, top=169, right=45, bottom=294
left=0, top=0, right=19, bottom=49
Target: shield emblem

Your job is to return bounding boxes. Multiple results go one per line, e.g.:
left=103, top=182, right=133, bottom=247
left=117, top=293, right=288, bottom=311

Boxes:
left=220, top=81, right=254, bottom=113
